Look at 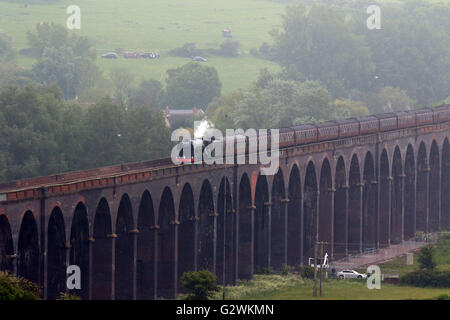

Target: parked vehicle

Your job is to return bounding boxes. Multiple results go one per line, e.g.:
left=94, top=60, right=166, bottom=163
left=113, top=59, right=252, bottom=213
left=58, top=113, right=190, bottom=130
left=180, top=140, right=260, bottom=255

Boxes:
left=337, top=270, right=367, bottom=279
left=222, top=28, right=232, bottom=38
left=101, top=52, right=118, bottom=59
left=123, top=51, right=138, bottom=59
left=139, top=52, right=160, bottom=59
left=192, top=56, right=207, bottom=62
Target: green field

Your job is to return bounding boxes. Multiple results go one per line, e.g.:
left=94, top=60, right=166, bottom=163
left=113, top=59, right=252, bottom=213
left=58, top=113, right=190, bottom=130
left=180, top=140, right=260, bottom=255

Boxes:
left=217, top=275, right=450, bottom=300
left=0, top=0, right=284, bottom=93
left=214, top=238, right=450, bottom=300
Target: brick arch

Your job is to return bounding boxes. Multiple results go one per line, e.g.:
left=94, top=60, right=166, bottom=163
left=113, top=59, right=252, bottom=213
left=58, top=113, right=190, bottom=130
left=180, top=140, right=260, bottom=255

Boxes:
left=178, top=183, right=196, bottom=289
left=137, top=190, right=156, bottom=300
left=334, top=156, right=347, bottom=258
left=0, top=213, right=14, bottom=272
left=47, top=206, right=66, bottom=299
left=92, top=197, right=113, bottom=300
left=69, top=202, right=89, bottom=299
left=404, top=144, right=416, bottom=239
left=157, top=186, right=176, bottom=299
left=379, top=149, right=390, bottom=246
left=348, top=154, right=362, bottom=253
left=303, top=160, right=318, bottom=263
left=238, top=173, right=252, bottom=279
left=216, top=176, right=234, bottom=285
left=271, top=167, right=286, bottom=269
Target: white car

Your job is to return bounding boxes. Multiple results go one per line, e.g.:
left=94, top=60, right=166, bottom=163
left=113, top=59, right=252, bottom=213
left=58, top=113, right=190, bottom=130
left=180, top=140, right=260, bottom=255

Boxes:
left=337, top=270, right=367, bottom=279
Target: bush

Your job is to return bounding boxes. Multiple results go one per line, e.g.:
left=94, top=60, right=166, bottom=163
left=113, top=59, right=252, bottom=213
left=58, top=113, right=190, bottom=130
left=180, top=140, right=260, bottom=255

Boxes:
left=399, top=270, right=450, bottom=288
left=57, top=292, right=82, bottom=300
left=417, top=245, right=437, bottom=270
left=0, top=272, right=40, bottom=300
left=169, top=43, right=202, bottom=58
left=300, top=266, right=315, bottom=279
left=181, top=270, right=220, bottom=300
left=435, top=294, right=450, bottom=300
left=217, top=40, right=239, bottom=57
left=438, top=231, right=450, bottom=240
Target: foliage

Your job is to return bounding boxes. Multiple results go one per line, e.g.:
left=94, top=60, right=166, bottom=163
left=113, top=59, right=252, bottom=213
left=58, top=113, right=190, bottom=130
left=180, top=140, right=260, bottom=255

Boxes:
left=363, top=6, right=450, bottom=107
left=271, top=4, right=374, bottom=98
left=32, top=46, right=81, bottom=99
left=216, top=40, right=240, bottom=57
left=300, top=265, right=315, bottom=279
left=417, top=245, right=437, bottom=270
left=435, top=294, right=450, bottom=300
left=181, top=270, right=220, bottom=300
left=364, top=86, right=416, bottom=113
left=232, top=78, right=332, bottom=129
left=399, top=270, right=450, bottom=288
left=27, top=23, right=101, bottom=99
left=333, top=99, right=369, bottom=119
left=0, top=85, right=171, bottom=182
left=131, top=79, right=163, bottom=109
left=0, top=34, right=15, bottom=62
left=212, top=274, right=303, bottom=300
left=169, top=42, right=203, bottom=58
left=26, top=22, right=94, bottom=59
left=57, top=292, right=82, bottom=300
left=0, top=84, right=67, bottom=181
left=110, top=68, right=134, bottom=107
left=0, top=271, right=41, bottom=300
left=163, top=62, right=222, bottom=109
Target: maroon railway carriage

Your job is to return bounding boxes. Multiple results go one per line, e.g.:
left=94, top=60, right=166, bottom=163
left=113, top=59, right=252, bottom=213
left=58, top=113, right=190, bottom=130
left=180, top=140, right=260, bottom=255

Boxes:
left=336, top=118, right=360, bottom=139
left=292, top=124, right=318, bottom=145
left=375, top=113, right=398, bottom=132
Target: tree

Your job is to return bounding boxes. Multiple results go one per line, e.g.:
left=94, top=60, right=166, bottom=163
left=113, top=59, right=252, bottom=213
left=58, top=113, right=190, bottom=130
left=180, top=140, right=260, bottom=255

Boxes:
left=206, top=91, right=244, bottom=131
left=32, top=46, right=81, bottom=99
left=0, top=34, right=15, bottom=62
left=217, top=40, right=239, bottom=57
left=232, top=79, right=333, bottom=129
left=333, top=99, right=369, bottom=120
left=81, top=98, right=126, bottom=168
left=417, top=245, right=436, bottom=271
left=131, top=79, right=163, bottom=109
left=0, top=84, right=67, bottom=181
left=364, top=10, right=450, bottom=106
left=110, top=68, right=134, bottom=107
left=181, top=270, right=219, bottom=300
left=271, top=4, right=374, bottom=98
left=364, top=87, right=416, bottom=114
left=26, top=22, right=94, bottom=59
left=163, top=62, right=221, bottom=109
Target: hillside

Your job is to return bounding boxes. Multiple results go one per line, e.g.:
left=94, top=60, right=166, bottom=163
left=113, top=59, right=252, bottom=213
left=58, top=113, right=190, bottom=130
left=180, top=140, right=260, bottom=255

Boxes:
left=0, top=0, right=285, bottom=93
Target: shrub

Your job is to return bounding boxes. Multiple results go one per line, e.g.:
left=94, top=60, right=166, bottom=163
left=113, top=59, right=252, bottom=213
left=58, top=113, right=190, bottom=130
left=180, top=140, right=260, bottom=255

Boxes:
left=417, top=245, right=437, bottom=270
left=438, top=231, right=450, bottom=240
left=399, top=270, right=450, bottom=288
left=57, top=292, right=82, bottom=300
left=300, top=266, right=315, bottom=279
left=254, top=267, right=275, bottom=275
left=217, top=40, right=239, bottom=57
left=181, top=270, right=220, bottom=300
left=169, top=43, right=202, bottom=58
left=0, top=272, right=40, bottom=300
left=435, top=294, right=450, bottom=300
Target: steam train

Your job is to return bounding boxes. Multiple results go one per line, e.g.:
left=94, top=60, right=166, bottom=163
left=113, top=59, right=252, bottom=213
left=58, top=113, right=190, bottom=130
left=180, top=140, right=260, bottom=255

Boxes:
left=177, top=105, right=450, bottom=163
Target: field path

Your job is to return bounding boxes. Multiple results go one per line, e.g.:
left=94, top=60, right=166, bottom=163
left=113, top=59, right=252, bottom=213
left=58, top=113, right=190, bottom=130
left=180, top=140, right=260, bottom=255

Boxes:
left=333, top=241, right=427, bottom=269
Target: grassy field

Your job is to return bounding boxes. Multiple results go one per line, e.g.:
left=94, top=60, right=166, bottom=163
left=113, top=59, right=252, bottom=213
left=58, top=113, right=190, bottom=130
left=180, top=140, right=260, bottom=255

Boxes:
left=0, top=0, right=284, bottom=93
left=215, top=238, right=450, bottom=300
left=217, top=275, right=450, bottom=300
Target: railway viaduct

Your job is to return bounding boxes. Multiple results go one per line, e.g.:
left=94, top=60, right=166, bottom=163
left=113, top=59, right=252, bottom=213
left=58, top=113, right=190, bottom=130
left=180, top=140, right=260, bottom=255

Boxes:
left=0, top=119, right=449, bottom=300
